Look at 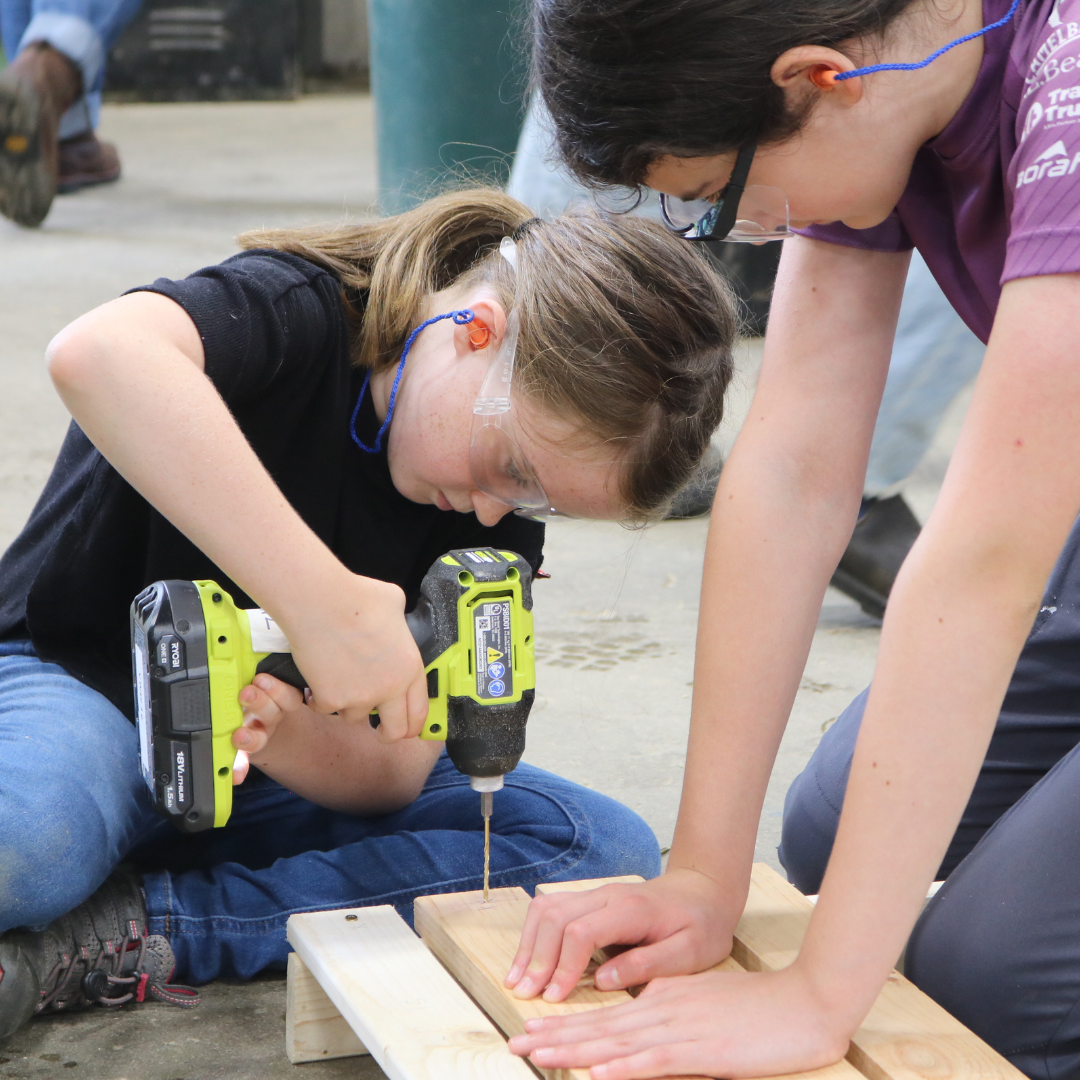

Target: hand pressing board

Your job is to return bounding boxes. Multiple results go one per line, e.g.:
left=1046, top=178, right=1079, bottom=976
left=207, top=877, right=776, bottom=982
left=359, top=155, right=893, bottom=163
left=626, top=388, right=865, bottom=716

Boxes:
left=414, top=881, right=861, bottom=1080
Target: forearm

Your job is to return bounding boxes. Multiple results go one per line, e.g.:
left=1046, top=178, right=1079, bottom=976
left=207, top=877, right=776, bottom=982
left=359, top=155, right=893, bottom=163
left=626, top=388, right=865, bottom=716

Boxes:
left=668, top=451, right=855, bottom=897
left=249, top=708, right=443, bottom=813
left=668, top=240, right=908, bottom=899
left=799, top=272, right=1080, bottom=1033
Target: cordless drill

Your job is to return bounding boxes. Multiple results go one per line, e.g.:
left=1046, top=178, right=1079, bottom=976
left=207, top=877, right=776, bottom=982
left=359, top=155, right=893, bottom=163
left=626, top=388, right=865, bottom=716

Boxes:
left=130, top=548, right=535, bottom=890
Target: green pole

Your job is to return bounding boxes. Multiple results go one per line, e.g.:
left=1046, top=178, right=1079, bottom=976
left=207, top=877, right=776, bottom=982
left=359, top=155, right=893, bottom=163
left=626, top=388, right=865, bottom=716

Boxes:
left=367, top=0, right=526, bottom=213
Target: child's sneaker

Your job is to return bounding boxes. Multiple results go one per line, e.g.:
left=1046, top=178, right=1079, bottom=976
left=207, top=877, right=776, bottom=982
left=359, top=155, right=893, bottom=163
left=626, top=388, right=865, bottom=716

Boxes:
left=0, top=872, right=199, bottom=1041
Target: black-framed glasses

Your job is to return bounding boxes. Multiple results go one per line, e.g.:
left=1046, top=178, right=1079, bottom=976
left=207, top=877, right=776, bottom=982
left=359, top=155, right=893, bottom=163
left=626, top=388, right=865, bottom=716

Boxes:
left=659, top=143, right=790, bottom=244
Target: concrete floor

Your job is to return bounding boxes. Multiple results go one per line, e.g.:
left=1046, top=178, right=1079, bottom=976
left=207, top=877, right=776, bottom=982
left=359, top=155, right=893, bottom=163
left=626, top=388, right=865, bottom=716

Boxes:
left=0, top=93, right=969, bottom=1079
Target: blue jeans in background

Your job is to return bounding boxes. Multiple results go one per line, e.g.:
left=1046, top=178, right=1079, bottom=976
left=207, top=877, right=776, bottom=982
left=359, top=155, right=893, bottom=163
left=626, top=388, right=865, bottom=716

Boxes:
left=0, top=640, right=661, bottom=985
left=0, top=0, right=143, bottom=137
left=779, top=515, right=1080, bottom=1079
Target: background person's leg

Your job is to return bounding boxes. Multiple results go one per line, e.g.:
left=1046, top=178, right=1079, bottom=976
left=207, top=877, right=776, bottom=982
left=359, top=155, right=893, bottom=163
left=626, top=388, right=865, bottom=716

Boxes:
left=0, top=0, right=138, bottom=224
left=133, top=755, right=661, bottom=984
left=906, top=741, right=1080, bottom=1080
left=0, top=0, right=32, bottom=59
left=781, top=513, right=1080, bottom=893
left=18, top=0, right=142, bottom=139
left=0, top=642, right=158, bottom=932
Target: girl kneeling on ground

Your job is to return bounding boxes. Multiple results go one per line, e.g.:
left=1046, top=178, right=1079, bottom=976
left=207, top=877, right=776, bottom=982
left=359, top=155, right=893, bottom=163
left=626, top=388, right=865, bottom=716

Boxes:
left=503, top=2, right=1080, bottom=1078
left=0, top=189, right=736, bottom=1039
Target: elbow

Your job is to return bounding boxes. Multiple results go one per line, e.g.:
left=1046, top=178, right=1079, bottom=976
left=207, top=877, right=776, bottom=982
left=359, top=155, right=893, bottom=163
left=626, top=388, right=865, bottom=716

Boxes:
left=46, top=319, right=106, bottom=400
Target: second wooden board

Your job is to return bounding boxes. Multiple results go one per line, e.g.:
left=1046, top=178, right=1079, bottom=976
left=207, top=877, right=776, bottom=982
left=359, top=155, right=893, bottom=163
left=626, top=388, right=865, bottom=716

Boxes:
left=734, top=865, right=1027, bottom=1080
left=287, top=904, right=534, bottom=1080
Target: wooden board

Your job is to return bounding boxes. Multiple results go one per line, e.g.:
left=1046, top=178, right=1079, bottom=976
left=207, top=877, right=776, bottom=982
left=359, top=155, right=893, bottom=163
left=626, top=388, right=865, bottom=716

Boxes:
left=285, top=952, right=368, bottom=1063
left=287, top=904, right=535, bottom=1080
left=414, top=885, right=861, bottom=1080
left=535, top=875, right=645, bottom=895
left=734, top=864, right=1027, bottom=1080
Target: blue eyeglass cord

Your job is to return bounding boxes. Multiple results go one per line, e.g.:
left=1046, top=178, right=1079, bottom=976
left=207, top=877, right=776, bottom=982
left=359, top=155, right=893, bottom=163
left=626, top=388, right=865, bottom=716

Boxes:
left=350, top=308, right=475, bottom=454
left=835, top=0, right=1021, bottom=80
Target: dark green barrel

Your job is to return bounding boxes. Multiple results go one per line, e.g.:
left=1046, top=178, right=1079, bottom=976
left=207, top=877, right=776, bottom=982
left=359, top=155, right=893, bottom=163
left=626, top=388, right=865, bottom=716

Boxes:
left=368, top=0, right=526, bottom=213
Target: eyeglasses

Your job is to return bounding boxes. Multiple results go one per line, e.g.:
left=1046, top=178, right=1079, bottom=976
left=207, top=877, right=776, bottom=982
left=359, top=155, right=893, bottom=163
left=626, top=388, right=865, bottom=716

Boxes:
left=658, top=143, right=790, bottom=244
left=469, top=308, right=566, bottom=522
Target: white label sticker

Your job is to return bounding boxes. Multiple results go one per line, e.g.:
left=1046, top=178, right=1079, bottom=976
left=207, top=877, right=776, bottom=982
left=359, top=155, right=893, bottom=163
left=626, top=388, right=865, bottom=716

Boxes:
left=133, top=630, right=154, bottom=792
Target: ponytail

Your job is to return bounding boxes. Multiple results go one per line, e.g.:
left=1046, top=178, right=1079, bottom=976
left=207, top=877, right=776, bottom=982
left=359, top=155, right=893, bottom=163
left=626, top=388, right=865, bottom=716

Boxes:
left=240, top=190, right=531, bottom=370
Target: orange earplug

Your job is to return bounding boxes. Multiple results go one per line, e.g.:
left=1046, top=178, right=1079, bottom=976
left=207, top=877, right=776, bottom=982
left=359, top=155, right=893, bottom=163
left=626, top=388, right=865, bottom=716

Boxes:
left=810, top=66, right=839, bottom=88
left=468, top=319, right=493, bottom=349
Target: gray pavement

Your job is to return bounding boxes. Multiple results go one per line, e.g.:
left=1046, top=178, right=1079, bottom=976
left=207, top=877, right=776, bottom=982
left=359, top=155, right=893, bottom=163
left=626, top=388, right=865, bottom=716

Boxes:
left=0, top=93, right=967, bottom=1079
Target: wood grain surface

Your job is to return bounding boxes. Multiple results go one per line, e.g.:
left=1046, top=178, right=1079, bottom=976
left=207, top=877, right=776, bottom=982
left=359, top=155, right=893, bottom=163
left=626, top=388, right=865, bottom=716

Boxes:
left=414, top=884, right=860, bottom=1080
left=285, top=951, right=368, bottom=1063
left=287, top=904, right=535, bottom=1080
left=735, top=865, right=1027, bottom=1080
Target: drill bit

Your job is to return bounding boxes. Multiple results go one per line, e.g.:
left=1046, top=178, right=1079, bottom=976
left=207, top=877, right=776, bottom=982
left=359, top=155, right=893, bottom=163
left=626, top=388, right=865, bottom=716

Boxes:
left=481, top=790, right=493, bottom=902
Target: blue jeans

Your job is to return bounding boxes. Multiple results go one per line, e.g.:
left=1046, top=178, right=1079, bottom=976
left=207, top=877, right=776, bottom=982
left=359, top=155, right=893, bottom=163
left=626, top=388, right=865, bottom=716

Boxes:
left=779, top=515, right=1080, bottom=1079
left=0, top=0, right=143, bottom=137
left=0, top=640, right=661, bottom=985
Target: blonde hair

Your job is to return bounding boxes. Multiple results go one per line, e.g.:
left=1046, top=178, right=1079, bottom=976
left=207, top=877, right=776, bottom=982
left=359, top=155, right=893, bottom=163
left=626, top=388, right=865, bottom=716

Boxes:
left=239, top=189, right=738, bottom=519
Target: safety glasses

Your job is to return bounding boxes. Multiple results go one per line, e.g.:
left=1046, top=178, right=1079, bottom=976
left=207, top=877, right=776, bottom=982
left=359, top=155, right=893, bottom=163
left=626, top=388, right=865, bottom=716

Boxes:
left=659, top=143, right=790, bottom=244
left=469, top=308, right=565, bottom=521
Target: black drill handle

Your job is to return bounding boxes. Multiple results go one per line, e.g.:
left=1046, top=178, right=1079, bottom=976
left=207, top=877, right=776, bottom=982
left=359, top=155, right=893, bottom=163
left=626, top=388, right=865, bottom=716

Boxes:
left=254, top=653, right=308, bottom=693
left=367, top=604, right=434, bottom=729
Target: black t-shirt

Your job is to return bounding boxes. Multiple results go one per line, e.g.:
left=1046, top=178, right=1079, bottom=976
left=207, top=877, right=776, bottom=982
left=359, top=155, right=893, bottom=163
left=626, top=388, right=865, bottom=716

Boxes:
left=0, top=249, right=543, bottom=719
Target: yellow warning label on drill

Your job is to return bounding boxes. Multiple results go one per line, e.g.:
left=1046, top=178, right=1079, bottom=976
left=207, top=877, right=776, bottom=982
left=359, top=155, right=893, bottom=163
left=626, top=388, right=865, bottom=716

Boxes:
left=487, top=647, right=504, bottom=664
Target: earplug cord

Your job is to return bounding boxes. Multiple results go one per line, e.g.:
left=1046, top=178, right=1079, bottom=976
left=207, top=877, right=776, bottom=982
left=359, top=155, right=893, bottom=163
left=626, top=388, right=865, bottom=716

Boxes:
left=351, top=309, right=476, bottom=454
left=834, top=0, right=1021, bottom=81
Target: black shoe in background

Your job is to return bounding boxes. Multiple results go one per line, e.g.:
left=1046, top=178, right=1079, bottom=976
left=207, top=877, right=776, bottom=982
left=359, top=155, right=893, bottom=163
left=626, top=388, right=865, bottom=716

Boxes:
left=831, top=494, right=921, bottom=619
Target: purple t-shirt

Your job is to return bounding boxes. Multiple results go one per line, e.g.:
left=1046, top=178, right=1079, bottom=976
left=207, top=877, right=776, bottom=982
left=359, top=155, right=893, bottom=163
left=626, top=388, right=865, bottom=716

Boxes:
left=800, top=0, right=1080, bottom=343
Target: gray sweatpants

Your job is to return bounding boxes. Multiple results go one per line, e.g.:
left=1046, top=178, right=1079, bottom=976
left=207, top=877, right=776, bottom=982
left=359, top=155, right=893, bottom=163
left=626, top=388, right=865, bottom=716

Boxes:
left=781, top=514, right=1080, bottom=1080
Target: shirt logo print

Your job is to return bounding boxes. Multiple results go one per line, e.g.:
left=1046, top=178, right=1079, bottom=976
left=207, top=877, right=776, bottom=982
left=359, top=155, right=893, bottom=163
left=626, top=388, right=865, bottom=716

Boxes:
left=1016, top=139, right=1080, bottom=186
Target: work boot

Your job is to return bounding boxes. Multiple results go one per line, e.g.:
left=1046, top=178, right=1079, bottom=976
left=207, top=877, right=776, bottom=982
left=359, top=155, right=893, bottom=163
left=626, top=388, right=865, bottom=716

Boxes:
left=0, top=873, right=199, bottom=1042
left=58, top=131, right=121, bottom=193
left=831, top=494, right=921, bottom=619
left=0, top=41, right=82, bottom=226
left=666, top=444, right=723, bottom=519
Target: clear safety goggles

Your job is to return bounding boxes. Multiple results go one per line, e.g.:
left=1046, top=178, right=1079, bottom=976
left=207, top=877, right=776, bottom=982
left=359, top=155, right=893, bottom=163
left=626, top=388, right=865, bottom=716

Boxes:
left=470, top=306, right=565, bottom=521
left=658, top=143, right=790, bottom=244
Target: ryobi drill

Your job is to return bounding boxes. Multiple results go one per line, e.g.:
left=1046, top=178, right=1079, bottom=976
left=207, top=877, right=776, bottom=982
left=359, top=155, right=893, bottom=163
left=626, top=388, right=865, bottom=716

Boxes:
left=130, top=548, right=535, bottom=868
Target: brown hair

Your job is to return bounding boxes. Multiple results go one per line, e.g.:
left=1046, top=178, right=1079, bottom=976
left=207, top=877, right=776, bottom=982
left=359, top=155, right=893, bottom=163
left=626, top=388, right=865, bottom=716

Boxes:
left=239, top=189, right=737, bottom=520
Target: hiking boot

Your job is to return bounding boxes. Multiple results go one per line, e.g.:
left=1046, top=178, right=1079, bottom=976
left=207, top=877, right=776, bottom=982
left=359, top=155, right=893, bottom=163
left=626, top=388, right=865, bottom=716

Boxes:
left=0, top=42, right=81, bottom=226
left=666, top=444, right=723, bottom=520
left=0, top=873, right=199, bottom=1042
left=831, top=494, right=921, bottom=619
left=57, top=131, right=121, bottom=193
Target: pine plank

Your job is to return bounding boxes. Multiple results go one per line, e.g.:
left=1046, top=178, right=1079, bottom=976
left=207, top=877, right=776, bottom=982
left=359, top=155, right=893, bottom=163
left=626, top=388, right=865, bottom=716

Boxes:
left=285, top=952, right=369, bottom=1063
left=414, top=885, right=861, bottom=1080
left=286, top=904, right=535, bottom=1080
left=733, top=864, right=1027, bottom=1080
left=535, top=875, right=645, bottom=894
